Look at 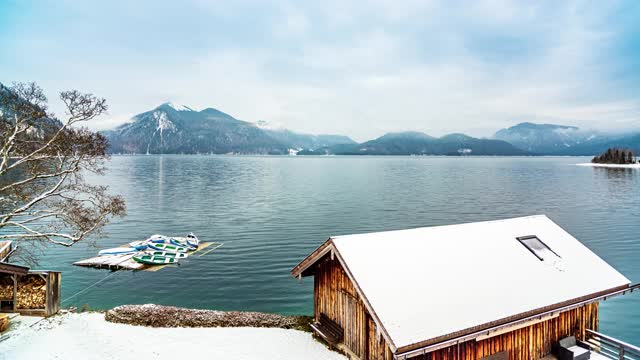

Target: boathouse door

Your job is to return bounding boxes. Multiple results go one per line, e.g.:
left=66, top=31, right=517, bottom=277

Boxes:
left=341, top=290, right=367, bottom=358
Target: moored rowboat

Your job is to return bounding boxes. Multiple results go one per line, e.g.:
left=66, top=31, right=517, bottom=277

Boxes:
left=186, top=233, right=200, bottom=248
left=145, top=250, right=188, bottom=259
left=170, top=233, right=200, bottom=249
left=98, top=247, right=138, bottom=256
left=147, top=234, right=170, bottom=243
left=147, top=243, right=189, bottom=253
left=132, top=254, right=178, bottom=265
left=170, top=238, right=196, bottom=251
left=129, top=240, right=149, bottom=250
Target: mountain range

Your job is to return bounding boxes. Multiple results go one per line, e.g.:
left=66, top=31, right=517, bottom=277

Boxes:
left=104, top=103, right=355, bottom=154
left=494, top=122, right=640, bottom=155
left=103, top=103, right=639, bottom=156
left=299, top=132, right=528, bottom=156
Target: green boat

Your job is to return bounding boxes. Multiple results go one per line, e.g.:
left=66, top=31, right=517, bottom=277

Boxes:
left=169, top=237, right=196, bottom=250
left=146, top=250, right=188, bottom=259
left=148, top=242, right=189, bottom=253
left=132, top=254, right=179, bottom=265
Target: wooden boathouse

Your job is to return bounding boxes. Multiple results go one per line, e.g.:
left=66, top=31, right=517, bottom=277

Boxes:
left=292, top=215, right=639, bottom=360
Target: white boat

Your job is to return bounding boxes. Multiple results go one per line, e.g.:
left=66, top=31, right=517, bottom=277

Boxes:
left=170, top=238, right=196, bottom=251
left=147, top=234, right=170, bottom=243
left=129, top=240, right=149, bottom=250
left=98, top=247, right=139, bottom=256
left=186, top=233, right=200, bottom=248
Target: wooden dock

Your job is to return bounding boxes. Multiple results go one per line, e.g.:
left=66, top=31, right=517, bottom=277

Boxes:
left=73, top=242, right=223, bottom=271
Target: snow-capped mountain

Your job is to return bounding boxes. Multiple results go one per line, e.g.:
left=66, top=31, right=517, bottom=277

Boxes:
left=254, top=120, right=356, bottom=150
left=104, top=103, right=288, bottom=154
left=494, top=122, right=598, bottom=154
left=493, top=122, right=639, bottom=155
left=163, top=102, right=200, bottom=112
left=103, top=103, right=355, bottom=154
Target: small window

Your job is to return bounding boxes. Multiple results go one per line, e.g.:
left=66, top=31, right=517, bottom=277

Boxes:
left=517, top=235, right=560, bottom=261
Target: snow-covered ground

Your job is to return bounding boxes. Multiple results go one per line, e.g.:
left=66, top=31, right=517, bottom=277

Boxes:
left=0, top=313, right=345, bottom=360
left=577, top=163, right=640, bottom=169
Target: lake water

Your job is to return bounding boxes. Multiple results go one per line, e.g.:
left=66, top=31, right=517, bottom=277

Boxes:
left=27, top=156, right=640, bottom=344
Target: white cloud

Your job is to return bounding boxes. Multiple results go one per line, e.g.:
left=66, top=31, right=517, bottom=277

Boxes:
left=272, top=4, right=311, bottom=39
left=1, top=0, right=637, bottom=140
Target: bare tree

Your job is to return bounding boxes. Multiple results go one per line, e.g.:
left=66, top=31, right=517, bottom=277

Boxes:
left=0, top=82, right=125, bottom=262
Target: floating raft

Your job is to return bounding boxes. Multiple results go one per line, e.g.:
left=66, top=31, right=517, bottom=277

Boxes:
left=73, top=242, right=223, bottom=271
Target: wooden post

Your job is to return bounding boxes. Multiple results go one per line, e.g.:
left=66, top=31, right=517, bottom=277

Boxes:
left=45, top=274, right=50, bottom=317
left=11, top=274, right=17, bottom=312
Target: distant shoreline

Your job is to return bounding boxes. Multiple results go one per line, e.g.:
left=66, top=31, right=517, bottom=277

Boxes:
left=577, top=163, right=640, bottom=169
left=108, top=153, right=597, bottom=158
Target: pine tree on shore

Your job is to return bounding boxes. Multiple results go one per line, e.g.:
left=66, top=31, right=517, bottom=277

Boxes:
left=591, top=148, right=636, bottom=164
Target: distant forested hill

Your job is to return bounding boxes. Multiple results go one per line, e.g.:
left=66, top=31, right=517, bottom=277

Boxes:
left=299, top=131, right=529, bottom=156
left=494, top=122, right=640, bottom=155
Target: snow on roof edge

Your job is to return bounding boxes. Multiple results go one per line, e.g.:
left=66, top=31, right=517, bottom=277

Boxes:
left=330, top=214, right=550, bottom=240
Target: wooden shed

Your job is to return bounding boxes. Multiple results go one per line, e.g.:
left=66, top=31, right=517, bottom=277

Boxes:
left=292, top=215, right=638, bottom=360
left=0, top=257, right=61, bottom=317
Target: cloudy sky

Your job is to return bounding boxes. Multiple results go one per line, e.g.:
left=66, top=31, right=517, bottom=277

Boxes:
left=1, top=0, right=638, bottom=141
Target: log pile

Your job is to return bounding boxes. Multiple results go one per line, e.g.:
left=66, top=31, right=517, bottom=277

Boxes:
left=0, top=241, right=11, bottom=261
left=0, top=314, right=8, bottom=332
left=0, top=274, right=46, bottom=309
left=0, top=275, right=13, bottom=300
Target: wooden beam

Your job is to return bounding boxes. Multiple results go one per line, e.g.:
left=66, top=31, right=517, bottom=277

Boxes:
left=0, top=262, right=29, bottom=275
left=474, top=313, right=559, bottom=341
left=290, top=239, right=334, bottom=278
left=11, top=274, right=17, bottom=312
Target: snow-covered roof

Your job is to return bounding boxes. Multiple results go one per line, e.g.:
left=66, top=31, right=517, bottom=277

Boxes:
left=293, top=215, right=630, bottom=353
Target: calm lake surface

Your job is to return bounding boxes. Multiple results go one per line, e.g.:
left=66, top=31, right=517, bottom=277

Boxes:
left=30, top=156, right=640, bottom=343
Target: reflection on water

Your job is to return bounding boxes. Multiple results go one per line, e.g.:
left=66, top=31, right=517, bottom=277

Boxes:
left=23, top=156, right=640, bottom=344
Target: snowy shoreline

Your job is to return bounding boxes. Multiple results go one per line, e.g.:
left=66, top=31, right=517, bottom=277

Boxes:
left=576, top=163, right=640, bottom=169
left=0, top=312, right=346, bottom=360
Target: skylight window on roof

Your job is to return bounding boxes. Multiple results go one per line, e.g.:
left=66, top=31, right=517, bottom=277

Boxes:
left=517, top=235, right=560, bottom=262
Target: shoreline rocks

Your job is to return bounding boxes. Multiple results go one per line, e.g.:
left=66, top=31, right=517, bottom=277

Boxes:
left=105, top=304, right=312, bottom=331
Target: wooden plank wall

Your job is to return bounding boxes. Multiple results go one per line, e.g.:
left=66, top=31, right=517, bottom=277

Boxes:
left=315, top=257, right=373, bottom=359
left=314, top=256, right=358, bottom=324
left=368, top=316, right=395, bottom=360
left=405, top=303, right=598, bottom=360
left=342, top=290, right=367, bottom=357
left=314, top=256, right=599, bottom=360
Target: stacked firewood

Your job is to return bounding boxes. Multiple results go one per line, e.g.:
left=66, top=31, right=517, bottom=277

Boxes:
left=17, top=276, right=46, bottom=309
left=0, top=275, right=46, bottom=309
left=0, top=314, right=9, bottom=332
left=0, top=276, right=12, bottom=300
